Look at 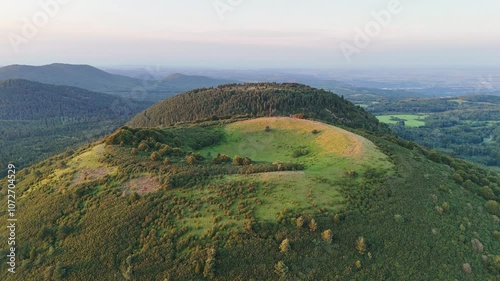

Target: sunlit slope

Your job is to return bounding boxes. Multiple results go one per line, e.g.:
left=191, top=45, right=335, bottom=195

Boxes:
left=199, top=117, right=392, bottom=220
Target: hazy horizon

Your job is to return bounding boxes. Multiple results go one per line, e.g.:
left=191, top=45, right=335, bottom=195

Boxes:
left=1, top=0, right=500, bottom=68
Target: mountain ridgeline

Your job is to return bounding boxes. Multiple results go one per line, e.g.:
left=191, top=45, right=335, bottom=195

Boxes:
left=0, top=79, right=149, bottom=177
left=128, top=83, right=387, bottom=132
left=0, top=64, right=142, bottom=96
left=0, top=64, right=238, bottom=102
left=0, top=79, right=143, bottom=120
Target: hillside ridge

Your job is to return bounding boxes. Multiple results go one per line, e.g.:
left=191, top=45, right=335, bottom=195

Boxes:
left=128, top=82, right=387, bottom=133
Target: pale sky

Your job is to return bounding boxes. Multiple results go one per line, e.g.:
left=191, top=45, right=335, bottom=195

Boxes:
left=1, top=0, right=499, bottom=68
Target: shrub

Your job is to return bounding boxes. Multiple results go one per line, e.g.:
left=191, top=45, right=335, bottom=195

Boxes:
left=274, top=261, right=288, bottom=279
left=296, top=216, right=304, bottom=228
left=453, top=173, right=464, bottom=184
left=232, top=156, right=242, bottom=165
left=485, top=200, right=500, bottom=216
left=203, top=248, right=216, bottom=279
left=150, top=152, right=160, bottom=161
left=137, top=141, right=149, bottom=152
left=322, top=229, right=332, bottom=244
left=242, top=157, right=252, bottom=165
left=463, top=179, right=474, bottom=190
left=309, top=218, right=318, bottom=232
left=494, top=231, right=500, bottom=240
left=471, top=238, right=484, bottom=253
left=186, top=155, right=197, bottom=165
left=279, top=239, right=290, bottom=253
left=347, top=170, right=358, bottom=177
left=292, top=148, right=309, bottom=158
left=441, top=202, right=450, bottom=213
left=163, top=158, right=171, bottom=166
left=158, top=145, right=171, bottom=156
left=191, top=153, right=205, bottom=161
left=480, top=186, right=495, bottom=200
left=212, top=154, right=231, bottom=164
left=232, top=156, right=252, bottom=166
left=356, top=236, right=366, bottom=254
left=462, top=263, right=472, bottom=273
left=394, top=214, right=403, bottom=222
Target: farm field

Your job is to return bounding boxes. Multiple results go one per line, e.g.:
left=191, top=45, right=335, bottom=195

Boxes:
left=376, top=114, right=429, bottom=127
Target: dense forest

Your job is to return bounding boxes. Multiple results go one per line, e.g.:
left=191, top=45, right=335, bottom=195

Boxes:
left=0, top=79, right=150, bottom=176
left=367, top=95, right=500, bottom=167
left=128, top=83, right=387, bottom=133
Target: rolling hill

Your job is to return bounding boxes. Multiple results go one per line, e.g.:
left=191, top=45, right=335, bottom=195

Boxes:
left=0, top=79, right=150, bottom=176
left=128, top=83, right=387, bottom=133
left=0, top=64, right=145, bottom=96
left=0, top=84, right=499, bottom=280
left=0, top=64, right=239, bottom=102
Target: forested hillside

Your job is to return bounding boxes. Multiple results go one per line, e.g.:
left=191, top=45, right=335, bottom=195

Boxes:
left=0, top=79, right=149, bottom=176
left=128, top=83, right=387, bottom=133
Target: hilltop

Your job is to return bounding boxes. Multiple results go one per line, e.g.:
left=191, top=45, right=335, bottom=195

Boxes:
left=128, top=83, right=386, bottom=133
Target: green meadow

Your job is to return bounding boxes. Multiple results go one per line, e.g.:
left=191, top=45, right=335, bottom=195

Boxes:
left=376, top=114, right=429, bottom=127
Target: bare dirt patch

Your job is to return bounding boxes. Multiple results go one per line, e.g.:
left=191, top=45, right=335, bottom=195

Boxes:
left=123, top=176, right=162, bottom=195
left=73, top=167, right=113, bottom=185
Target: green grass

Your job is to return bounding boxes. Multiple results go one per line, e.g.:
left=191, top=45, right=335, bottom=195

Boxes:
left=449, top=99, right=468, bottom=104
left=376, top=114, right=429, bottom=127
left=198, top=117, right=393, bottom=222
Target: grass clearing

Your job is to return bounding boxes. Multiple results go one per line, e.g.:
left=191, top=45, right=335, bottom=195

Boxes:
left=376, top=114, right=429, bottom=127
left=228, top=172, right=345, bottom=221
left=198, top=117, right=392, bottom=222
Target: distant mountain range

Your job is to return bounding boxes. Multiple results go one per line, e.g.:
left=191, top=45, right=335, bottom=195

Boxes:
left=0, top=63, right=237, bottom=102
left=0, top=78, right=148, bottom=120
left=163, top=73, right=235, bottom=90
